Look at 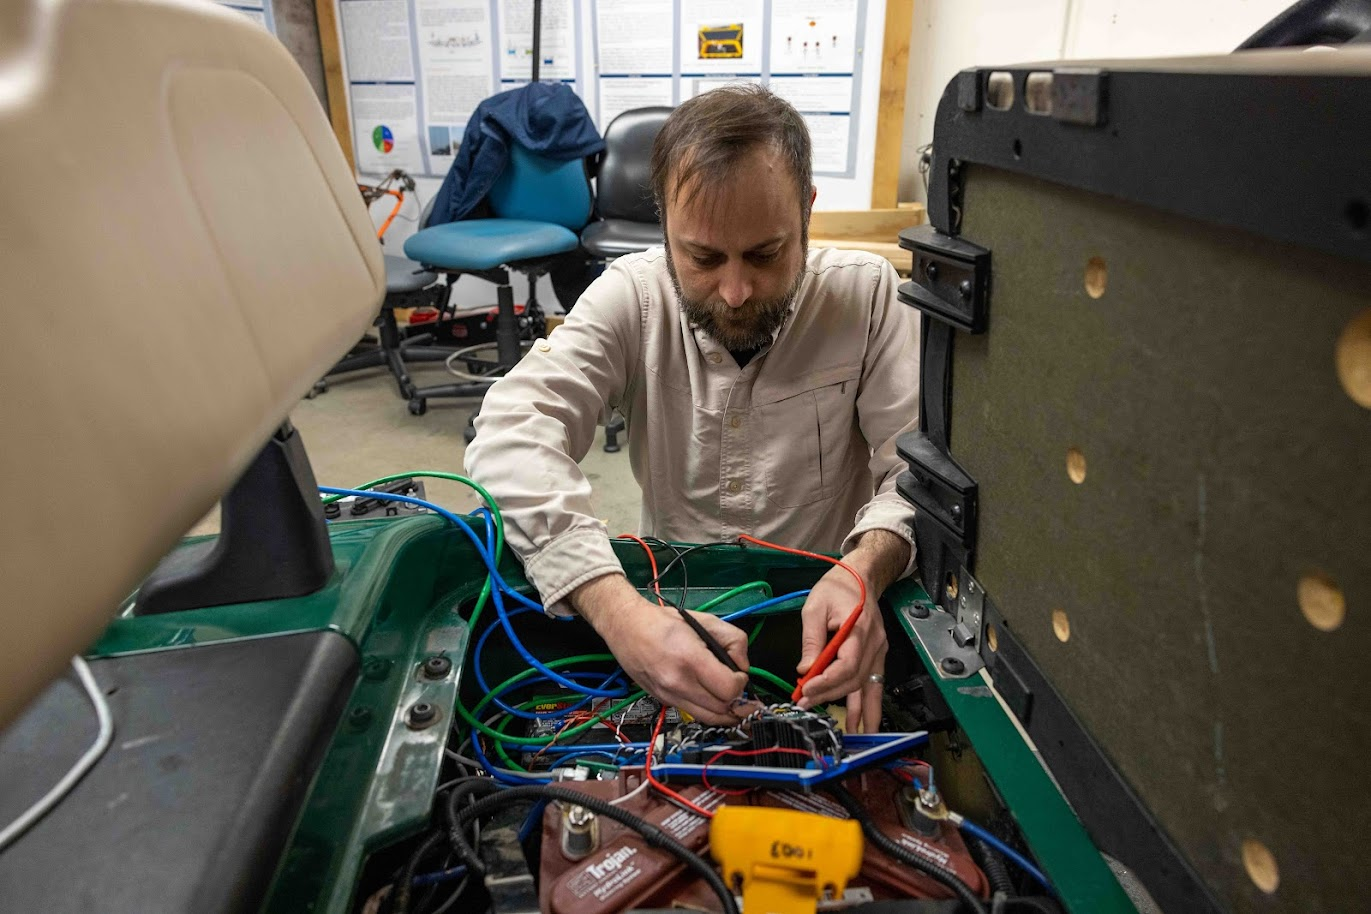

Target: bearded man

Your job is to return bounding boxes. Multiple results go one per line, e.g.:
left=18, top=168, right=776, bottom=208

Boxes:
left=463, top=85, right=921, bottom=733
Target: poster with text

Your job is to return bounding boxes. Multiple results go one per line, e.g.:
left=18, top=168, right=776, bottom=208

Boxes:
left=352, top=83, right=426, bottom=174
left=802, top=113, right=850, bottom=173
left=767, top=75, right=853, bottom=113
left=769, top=0, right=859, bottom=74
left=678, top=0, right=762, bottom=76
left=416, top=0, right=494, bottom=127
left=341, top=0, right=416, bottom=82
left=685, top=75, right=762, bottom=99
left=597, top=75, right=673, bottom=128
left=499, top=0, right=577, bottom=81
left=595, top=0, right=673, bottom=75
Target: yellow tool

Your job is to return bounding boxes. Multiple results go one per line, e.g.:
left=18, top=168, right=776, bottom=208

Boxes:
left=710, top=806, right=863, bottom=914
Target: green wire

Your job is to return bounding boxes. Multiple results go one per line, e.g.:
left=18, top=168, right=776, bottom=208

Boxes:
left=335, top=472, right=804, bottom=753
left=326, top=470, right=506, bottom=631
left=692, top=581, right=773, bottom=615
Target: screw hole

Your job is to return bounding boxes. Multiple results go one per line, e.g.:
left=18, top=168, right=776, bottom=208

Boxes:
left=1298, top=571, right=1346, bottom=632
left=1242, top=838, right=1279, bottom=894
left=1084, top=256, right=1107, bottom=298
left=1012, top=138, right=1022, bottom=159
left=1052, top=609, right=1071, bottom=642
left=1066, top=447, right=1087, bottom=484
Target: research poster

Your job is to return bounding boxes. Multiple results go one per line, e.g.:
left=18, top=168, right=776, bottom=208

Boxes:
left=334, top=0, right=881, bottom=197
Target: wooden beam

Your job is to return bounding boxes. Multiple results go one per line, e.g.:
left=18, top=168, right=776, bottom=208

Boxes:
left=809, top=206, right=925, bottom=242
left=871, top=0, right=913, bottom=209
left=314, top=0, right=355, bottom=173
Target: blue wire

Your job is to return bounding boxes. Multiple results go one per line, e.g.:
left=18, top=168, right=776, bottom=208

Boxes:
left=473, top=605, right=625, bottom=720
left=469, top=728, right=551, bottom=785
left=722, top=590, right=812, bottom=622
left=518, top=800, right=548, bottom=844
left=957, top=816, right=1054, bottom=895
left=538, top=742, right=653, bottom=756
left=412, top=865, right=468, bottom=887
left=317, top=486, right=623, bottom=698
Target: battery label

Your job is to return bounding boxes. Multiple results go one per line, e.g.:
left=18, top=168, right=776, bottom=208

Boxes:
left=566, top=846, right=644, bottom=902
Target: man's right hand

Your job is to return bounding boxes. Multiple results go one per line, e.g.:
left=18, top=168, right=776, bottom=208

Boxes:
left=571, top=574, right=753, bottom=724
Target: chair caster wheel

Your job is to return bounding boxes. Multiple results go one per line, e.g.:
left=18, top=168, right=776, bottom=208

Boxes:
left=306, top=379, right=328, bottom=399
left=408, top=398, right=428, bottom=416
left=603, top=441, right=621, bottom=453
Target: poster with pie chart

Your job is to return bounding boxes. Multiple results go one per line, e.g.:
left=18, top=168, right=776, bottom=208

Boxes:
left=352, top=84, right=425, bottom=175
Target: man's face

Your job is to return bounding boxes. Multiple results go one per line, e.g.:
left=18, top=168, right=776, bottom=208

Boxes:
left=663, top=145, right=809, bottom=351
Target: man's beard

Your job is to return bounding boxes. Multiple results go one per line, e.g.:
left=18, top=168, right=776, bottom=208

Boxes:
left=665, top=244, right=807, bottom=352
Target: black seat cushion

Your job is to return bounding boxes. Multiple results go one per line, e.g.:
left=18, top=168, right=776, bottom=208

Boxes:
left=0, top=631, right=357, bottom=914
left=385, top=254, right=437, bottom=294
left=581, top=218, right=664, bottom=259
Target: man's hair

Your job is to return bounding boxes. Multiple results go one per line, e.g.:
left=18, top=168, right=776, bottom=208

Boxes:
left=650, top=85, right=812, bottom=225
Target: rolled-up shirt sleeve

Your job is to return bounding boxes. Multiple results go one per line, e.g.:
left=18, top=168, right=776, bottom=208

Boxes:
left=840, top=259, right=921, bottom=578
left=463, top=260, right=643, bottom=615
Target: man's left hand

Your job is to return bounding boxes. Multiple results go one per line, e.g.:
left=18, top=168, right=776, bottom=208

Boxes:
left=794, top=530, right=910, bottom=733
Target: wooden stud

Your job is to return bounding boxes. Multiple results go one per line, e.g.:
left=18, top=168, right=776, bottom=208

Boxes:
left=871, top=0, right=914, bottom=209
left=314, top=0, right=355, bottom=173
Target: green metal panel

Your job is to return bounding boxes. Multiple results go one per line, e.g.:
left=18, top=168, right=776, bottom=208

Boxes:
left=890, top=581, right=1136, bottom=914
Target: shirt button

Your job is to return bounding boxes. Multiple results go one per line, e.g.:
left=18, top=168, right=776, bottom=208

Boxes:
left=537, top=342, right=551, bottom=352
left=708, top=353, right=723, bottom=364
left=727, top=480, right=741, bottom=493
left=729, top=415, right=742, bottom=429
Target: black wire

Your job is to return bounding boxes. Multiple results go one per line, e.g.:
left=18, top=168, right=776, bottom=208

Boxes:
left=392, top=831, right=445, bottom=914
left=971, top=834, right=1016, bottom=896
left=444, top=778, right=504, bottom=874
left=645, top=539, right=747, bottom=597
left=825, top=784, right=989, bottom=914
left=452, top=784, right=740, bottom=914
left=639, top=536, right=688, bottom=607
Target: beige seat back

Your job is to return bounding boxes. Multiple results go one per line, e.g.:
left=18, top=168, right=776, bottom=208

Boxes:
left=0, top=0, right=384, bottom=728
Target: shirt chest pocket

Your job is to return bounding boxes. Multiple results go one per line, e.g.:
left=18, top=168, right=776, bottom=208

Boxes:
left=755, top=372, right=863, bottom=508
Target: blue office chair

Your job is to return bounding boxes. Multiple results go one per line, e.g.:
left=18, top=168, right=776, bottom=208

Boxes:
left=402, top=144, right=593, bottom=436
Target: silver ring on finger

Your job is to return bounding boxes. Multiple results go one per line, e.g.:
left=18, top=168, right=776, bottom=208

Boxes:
left=868, top=672, right=886, bottom=685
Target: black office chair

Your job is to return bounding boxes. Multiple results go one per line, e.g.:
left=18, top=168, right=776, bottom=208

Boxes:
left=581, top=107, right=672, bottom=260
left=317, top=254, right=449, bottom=400
left=580, top=106, right=672, bottom=451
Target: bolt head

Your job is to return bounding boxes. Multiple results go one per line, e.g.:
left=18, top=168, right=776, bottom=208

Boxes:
left=423, top=655, right=453, bottom=679
left=941, top=657, right=966, bottom=675
left=911, top=603, right=931, bottom=619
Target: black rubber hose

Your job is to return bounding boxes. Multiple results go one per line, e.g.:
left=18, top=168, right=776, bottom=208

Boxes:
left=392, top=830, right=445, bottom=914
left=444, top=777, right=503, bottom=874
left=971, top=834, right=1016, bottom=896
left=825, top=784, right=988, bottom=914
left=453, top=784, right=740, bottom=914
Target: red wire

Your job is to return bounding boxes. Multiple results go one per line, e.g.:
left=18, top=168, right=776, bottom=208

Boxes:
left=645, top=706, right=716, bottom=819
left=736, top=534, right=866, bottom=702
left=700, top=745, right=816, bottom=795
left=618, top=534, right=665, bottom=606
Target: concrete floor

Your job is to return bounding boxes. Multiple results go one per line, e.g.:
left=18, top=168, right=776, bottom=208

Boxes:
left=191, top=358, right=642, bottom=535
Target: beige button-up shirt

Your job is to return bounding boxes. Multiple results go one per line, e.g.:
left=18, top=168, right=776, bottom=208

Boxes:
left=463, top=246, right=921, bottom=615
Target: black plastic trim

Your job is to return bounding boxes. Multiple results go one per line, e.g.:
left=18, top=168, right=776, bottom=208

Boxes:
left=137, top=422, right=333, bottom=615
left=897, top=225, right=992, bottom=333
left=926, top=63, right=1371, bottom=265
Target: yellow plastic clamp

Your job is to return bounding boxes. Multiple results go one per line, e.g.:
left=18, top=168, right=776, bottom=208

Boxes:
left=709, top=806, right=863, bottom=914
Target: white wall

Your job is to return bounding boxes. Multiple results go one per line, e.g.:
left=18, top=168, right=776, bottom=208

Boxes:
left=896, top=0, right=1296, bottom=202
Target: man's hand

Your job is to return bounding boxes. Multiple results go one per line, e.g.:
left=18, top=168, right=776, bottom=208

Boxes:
left=571, top=574, right=754, bottom=724
left=795, top=530, right=910, bottom=733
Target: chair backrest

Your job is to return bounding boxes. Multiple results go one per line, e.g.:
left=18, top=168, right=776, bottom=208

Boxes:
left=0, top=0, right=384, bottom=729
left=595, top=107, right=673, bottom=223
left=487, top=144, right=594, bottom=230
